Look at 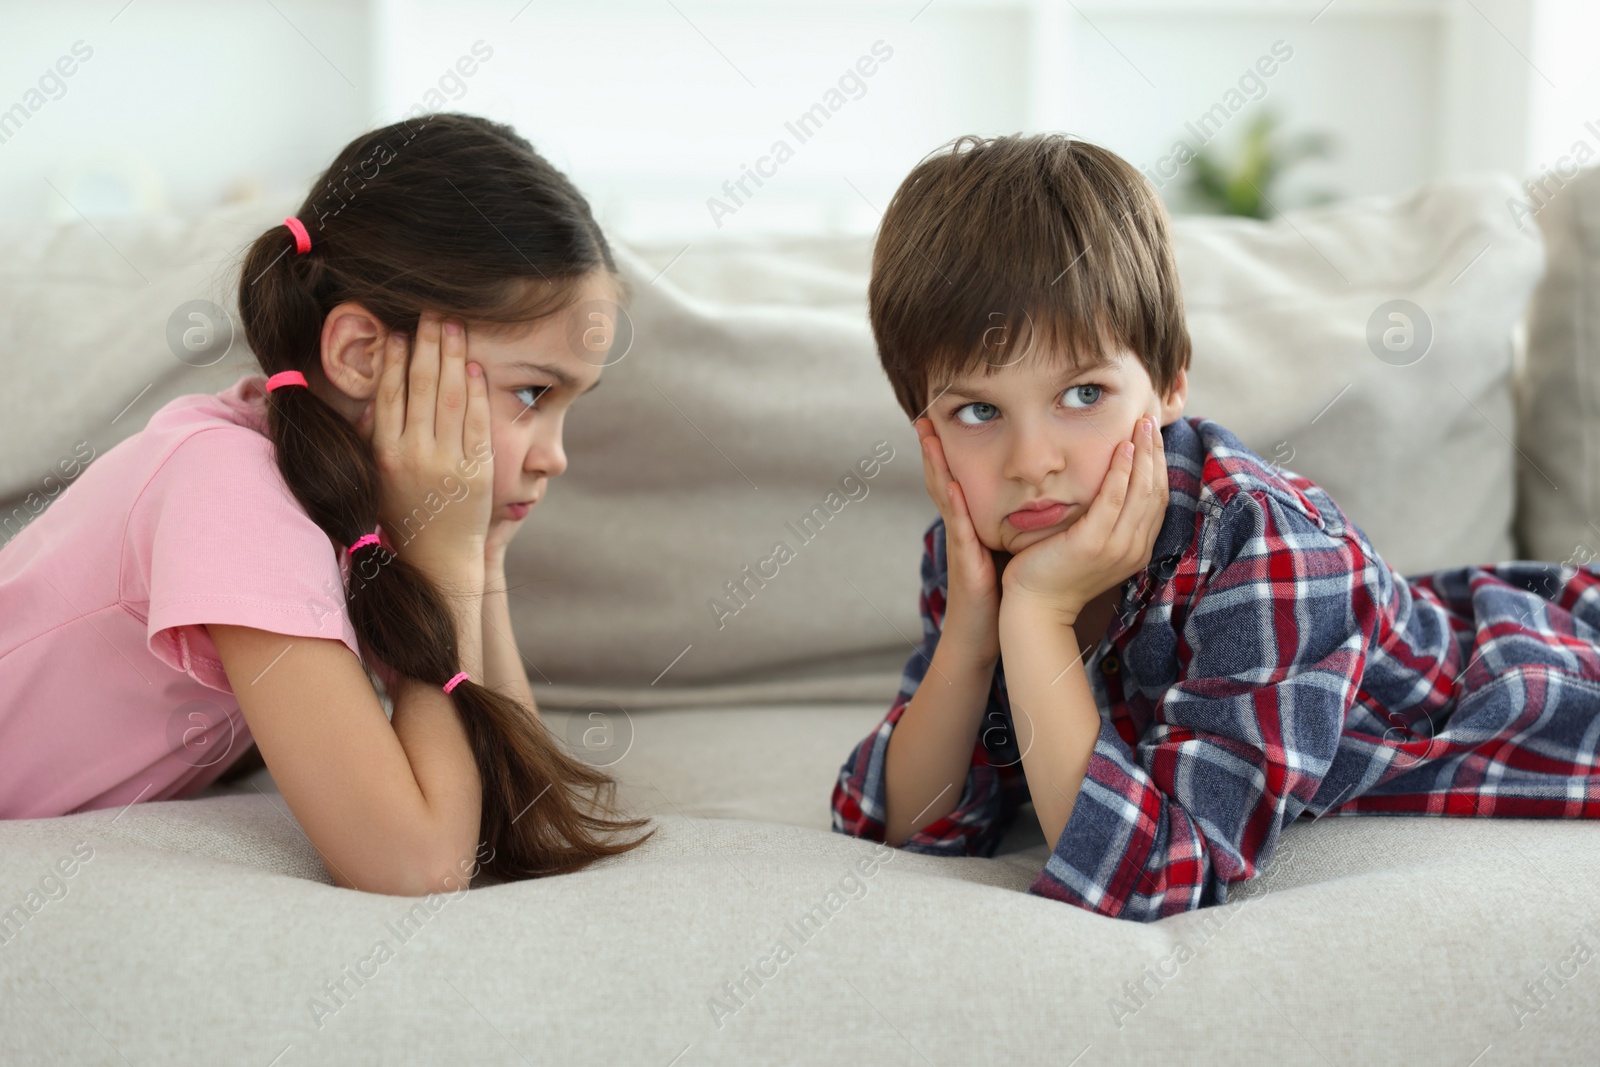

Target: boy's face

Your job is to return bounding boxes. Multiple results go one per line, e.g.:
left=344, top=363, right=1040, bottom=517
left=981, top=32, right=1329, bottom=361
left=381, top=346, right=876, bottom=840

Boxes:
left=925, top=345, right=1187, bottom=556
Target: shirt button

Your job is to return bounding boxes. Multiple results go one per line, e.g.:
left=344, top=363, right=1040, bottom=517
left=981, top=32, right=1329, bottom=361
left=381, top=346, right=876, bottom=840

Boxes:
left=1101, top=652, right=1121, bottom=676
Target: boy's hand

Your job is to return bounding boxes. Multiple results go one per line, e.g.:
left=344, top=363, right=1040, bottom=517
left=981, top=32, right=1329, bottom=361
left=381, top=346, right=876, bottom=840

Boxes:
left=1000, top=414, right=1169, bottom=624
left=915, top=417, right=1001, bottom=667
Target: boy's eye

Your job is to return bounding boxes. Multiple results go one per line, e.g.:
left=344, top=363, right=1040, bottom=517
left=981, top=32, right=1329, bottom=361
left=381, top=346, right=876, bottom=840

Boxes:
left=514, top=385, right=552, bottom=411
left=954, top=401, right=999, bottom=425
left=1062, top=384, right=1104, bottom=409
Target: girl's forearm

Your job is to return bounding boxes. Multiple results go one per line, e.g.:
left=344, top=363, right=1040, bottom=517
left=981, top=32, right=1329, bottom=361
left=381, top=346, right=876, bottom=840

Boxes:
left=389, top=674, right=483, bottom=878
left=425, top=563, right=485, bottom=681
left=481, top=555, right=538, bottom=716
left=388, top=562, right=486, bottom=882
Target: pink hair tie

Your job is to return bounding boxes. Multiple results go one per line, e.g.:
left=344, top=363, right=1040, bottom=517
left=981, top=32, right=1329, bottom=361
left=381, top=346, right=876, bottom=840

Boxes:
left=443, top=672, right=469, bottom=694
left=265, top=370, right=308, bottom=393
left=347, top=531, right=383, bottom=556
left=284, top=216, right=312, bottom=254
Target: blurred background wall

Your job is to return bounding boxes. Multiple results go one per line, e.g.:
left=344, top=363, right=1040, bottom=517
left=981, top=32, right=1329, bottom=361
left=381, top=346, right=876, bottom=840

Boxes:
left=2, top=0, right=1597, bottom=238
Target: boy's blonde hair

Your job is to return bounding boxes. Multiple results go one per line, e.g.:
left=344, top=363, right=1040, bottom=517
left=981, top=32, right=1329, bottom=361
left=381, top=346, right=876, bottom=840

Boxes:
left=868, top=133, right=1191, bottom=420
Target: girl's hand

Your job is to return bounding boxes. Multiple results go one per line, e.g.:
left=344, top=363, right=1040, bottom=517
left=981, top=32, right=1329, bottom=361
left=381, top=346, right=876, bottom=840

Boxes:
left=916, top=417, right=1002, bottom=667
left=483, top=512, right=524, bottom=563
left=364, top=312, right=494, bottom=580
left=1000, top=413, right=1169, bottom=624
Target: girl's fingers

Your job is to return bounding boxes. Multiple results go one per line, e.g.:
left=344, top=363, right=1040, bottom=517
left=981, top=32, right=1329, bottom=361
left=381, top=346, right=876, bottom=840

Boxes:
left=371, top=330, right=409, bottom=450
left=464, top=359, right=491, bottom=478
left=435, top=318, right=467, bottom=454
left=408, top=311, right=441, bottom=445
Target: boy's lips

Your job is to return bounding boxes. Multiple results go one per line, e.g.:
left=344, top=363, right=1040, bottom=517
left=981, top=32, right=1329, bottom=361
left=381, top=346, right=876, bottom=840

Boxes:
left=1005, top=499, right=1072, bottom=531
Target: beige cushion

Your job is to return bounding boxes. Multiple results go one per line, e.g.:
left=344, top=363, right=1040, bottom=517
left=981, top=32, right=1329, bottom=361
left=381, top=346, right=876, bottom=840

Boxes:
left=1, top=701, right=1594, bottom=1064
left=1518, top=163, right=1600, bottom=565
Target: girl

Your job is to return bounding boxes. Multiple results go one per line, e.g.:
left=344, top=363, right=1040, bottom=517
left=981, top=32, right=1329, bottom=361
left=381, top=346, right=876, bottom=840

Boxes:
left=0, top=112, right=652, bottom=894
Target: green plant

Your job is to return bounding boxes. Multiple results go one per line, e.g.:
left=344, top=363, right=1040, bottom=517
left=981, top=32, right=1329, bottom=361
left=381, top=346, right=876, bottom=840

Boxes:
left=1185, top=109, right=1336, bottom=218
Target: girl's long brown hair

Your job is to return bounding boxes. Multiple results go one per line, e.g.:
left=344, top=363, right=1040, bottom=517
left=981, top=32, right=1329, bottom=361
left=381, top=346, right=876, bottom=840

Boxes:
left=235, top=112, right=652, bottom=882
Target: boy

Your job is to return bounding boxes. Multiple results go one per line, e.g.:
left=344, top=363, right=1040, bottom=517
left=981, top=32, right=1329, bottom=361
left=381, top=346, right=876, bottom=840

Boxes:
left=832, top=133, right=1600, bottom=922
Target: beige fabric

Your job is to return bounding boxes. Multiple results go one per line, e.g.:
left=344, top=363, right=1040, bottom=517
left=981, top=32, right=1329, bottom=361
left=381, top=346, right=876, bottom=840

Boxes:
left=1519, top=163, right=1600, bottom=565
left=2, top=702, right=1596, bottom=1064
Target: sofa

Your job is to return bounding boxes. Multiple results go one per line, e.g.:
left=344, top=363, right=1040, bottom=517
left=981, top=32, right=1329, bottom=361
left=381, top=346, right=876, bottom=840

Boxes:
left=3, top=159, right=1599, bottom=1065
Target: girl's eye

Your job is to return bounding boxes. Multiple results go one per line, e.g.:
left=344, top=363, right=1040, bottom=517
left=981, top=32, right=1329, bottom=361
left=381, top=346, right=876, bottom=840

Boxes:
left=1062, top=384, right=1104, bottom=409
left=954, top=401, right=999, bottom=425
left=514, top=385, right=551, bottom=410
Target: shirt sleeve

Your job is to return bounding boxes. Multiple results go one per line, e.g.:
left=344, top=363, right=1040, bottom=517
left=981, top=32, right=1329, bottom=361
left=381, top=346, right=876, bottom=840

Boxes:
left=831, top=517, right=1030, bottom=856
left=1032, top=489, right=1377, bottom=921
left=140, top=427, right=362, bottom=692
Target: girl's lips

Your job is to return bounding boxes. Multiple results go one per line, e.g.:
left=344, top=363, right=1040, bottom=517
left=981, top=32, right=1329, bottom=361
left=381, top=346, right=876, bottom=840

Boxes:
left=1006, top=502, right=1071, bottom=531
left=506, top=501, right=534, bottom=519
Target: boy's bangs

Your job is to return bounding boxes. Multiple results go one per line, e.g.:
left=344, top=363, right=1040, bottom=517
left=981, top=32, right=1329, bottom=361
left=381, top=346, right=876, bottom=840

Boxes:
left=869, top=134, right=1190, bottom=420
left=922, top=296, right=1127, bottom=401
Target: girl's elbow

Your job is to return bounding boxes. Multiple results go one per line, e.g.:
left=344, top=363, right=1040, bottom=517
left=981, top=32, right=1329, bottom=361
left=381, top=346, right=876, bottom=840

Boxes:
left=324, top=826, right=479, bottom=897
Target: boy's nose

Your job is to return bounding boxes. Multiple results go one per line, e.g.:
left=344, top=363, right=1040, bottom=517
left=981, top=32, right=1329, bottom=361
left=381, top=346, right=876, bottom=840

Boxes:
left=1005, top=429, right=1067, bottom=484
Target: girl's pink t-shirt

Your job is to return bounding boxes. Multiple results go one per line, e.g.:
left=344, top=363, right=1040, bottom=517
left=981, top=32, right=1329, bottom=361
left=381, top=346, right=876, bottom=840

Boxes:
left=0, top=373, right=378, bottom=819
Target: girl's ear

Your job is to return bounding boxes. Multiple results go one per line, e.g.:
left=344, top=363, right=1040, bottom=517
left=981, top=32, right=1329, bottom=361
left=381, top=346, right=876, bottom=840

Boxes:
left=320, top=301, right=391, bottom=405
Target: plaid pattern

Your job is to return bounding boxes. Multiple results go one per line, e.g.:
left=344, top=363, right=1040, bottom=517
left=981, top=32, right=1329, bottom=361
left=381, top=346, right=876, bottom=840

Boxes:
left=833, top=415, right=1600, bottom=922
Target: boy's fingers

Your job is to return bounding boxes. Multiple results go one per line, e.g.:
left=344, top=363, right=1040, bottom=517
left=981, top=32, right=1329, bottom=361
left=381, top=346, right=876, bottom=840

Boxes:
left=918, top=424, right=956, bottom=523
left=1112, top=416, right=1158, bottom=544
left=946, top=480, right=983, bottom=549
left=920, top=421, right=953, bottom=482
left=1086, top=436, right=1136, bottom=539
left=916, top=433, right=941, bottom=496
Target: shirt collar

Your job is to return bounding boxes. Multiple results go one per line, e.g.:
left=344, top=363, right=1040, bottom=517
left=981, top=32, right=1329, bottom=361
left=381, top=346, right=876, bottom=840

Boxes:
left=1147, top=415, right=1199, bottom=573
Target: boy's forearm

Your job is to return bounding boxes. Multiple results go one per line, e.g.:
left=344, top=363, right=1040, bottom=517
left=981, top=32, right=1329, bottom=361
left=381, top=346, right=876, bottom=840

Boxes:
left=997, top=597, right=1101, bottom=849
left=481, top=554, right=538, bottom=716
left=882, top=635, right=997, bottom=846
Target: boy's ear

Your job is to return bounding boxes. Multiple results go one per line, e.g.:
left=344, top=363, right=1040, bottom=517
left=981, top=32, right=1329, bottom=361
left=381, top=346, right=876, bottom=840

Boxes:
left=1158, top=366, right=1188, bottom=423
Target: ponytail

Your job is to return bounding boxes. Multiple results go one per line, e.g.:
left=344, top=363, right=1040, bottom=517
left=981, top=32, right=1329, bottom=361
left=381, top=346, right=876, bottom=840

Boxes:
left=235, top=113, right=652, bottom=881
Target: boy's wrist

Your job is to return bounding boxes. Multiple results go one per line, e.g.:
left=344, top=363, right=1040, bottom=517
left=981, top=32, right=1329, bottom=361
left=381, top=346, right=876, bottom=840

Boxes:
left=935, top=618, right=1000, bottom=673
left=999, top=590, right=1082, bottom=632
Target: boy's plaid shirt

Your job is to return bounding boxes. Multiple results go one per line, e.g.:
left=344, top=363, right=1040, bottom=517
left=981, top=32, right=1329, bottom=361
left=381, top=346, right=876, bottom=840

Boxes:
left=832, top=415, right=1600, bottom=921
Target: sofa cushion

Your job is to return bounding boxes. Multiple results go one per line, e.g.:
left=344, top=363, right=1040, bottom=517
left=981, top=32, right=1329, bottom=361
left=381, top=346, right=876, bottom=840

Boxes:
left=1518, top=162, right=1600, bottom=566
left=2, top=701, right=1596, bottom=1065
